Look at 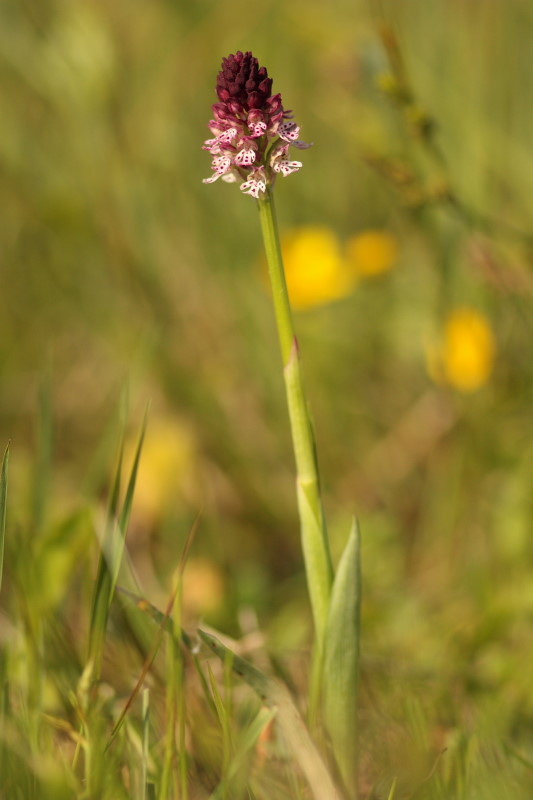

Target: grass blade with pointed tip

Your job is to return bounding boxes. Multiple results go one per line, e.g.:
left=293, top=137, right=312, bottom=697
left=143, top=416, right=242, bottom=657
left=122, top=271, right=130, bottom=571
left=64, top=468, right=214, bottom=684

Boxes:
left=111, top=588, right=340, bottom=798
left=110, top=514, right=200, bottom=744
left=209, top=706, right=277, bottom=800
left=87, top=410, right=148, bottom=684
left=198, top=629, right=339, bottom=800
left=0, top=444, right=8, bottom=592
left=117, top=583, right=225, bottom=716
left=86, top=434, right=124, bottom=682
left=110, top=409, right=149, bottom=598
left=207, top=660, right=233, bottom=795
left=322, top=518, right=361, bottom=799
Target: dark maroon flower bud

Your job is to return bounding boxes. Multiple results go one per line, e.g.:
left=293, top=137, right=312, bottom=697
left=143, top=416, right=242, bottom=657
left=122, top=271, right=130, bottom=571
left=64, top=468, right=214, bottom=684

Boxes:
left=216, top=51, right=273, bottom=112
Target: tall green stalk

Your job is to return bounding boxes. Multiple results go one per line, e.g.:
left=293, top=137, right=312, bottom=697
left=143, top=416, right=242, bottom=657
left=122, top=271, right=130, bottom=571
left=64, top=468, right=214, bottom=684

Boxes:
left=203, top=50, right=360, bottom=795
left=257, top=188, right=334, bottom=652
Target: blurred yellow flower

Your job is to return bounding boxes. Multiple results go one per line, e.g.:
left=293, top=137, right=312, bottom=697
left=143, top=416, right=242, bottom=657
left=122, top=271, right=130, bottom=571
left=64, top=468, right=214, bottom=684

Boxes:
left=345, top=230, right=398, bottom=277
left=125, top=416, right=197, bottom=525
left=182, top=557, right=225, bottom=617
left=275, top=226, right=399, bottom=310
left=281, top=226, right=354, bottom=310
left=427, top=308, right=496, bottom=392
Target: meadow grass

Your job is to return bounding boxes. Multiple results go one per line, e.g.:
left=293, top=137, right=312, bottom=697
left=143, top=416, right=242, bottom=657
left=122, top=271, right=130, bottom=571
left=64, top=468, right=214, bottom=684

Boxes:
left=2, top=1, right=533, bottom=797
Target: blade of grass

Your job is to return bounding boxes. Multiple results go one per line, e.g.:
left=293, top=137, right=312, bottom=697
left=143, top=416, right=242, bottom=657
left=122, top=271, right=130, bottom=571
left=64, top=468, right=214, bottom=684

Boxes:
left=110, top=514, right=201, bottom=744
left=209, top=706, right=277, bottom=800
left=0, top=444, right=8, bottom=592
left=159, top=605, right=181, bottom=800
left=159, top=535, right=196, bottom=800
left=87, top=410, right=148, bottom=684
left=141, top=688, right=150, bottom=800
left=111, top=408, right=149, bottom=598
left=114, top=593, right=339, bottom=800
left=506, top=744, right=533, bottom=771
left=178, top=651, right=188, bottom=800
left=207, top=661, right=233, bottom=797
left=117, top=583, right=216, bottom=718
left=198, top=629, right=339, bottom=800
left=322, top=519, right=361, bottom=799
left=86, top=432, right=124, bottom=682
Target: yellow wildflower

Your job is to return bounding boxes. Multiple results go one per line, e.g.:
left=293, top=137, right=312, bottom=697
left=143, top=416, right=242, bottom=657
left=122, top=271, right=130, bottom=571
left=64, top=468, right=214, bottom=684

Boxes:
left=344, top=230, right=398, bottom=277
left=182, top=557, right=225, bottom=617
left=427, top=308, right=496, bottom=392
left=281, top=226, right=354, bottom=310
left=274, top=227, right=398, bottom=310
left=124, top=416, right=197, bottom=525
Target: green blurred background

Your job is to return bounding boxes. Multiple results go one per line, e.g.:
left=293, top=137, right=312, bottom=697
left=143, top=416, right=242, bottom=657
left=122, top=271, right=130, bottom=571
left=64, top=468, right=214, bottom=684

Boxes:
left=2, top=0, right=533, bottom=784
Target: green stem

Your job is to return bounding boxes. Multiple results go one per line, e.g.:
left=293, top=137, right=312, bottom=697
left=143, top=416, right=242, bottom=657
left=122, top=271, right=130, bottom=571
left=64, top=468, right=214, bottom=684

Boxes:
left=257, top=188, right=333, bottom=651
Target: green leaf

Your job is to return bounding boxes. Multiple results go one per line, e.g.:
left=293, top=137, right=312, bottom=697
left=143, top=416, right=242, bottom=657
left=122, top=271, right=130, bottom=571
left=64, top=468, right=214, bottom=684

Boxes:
left=0, top=444, right=9, bottom=592
left=322, top=518, right=361, bottom=799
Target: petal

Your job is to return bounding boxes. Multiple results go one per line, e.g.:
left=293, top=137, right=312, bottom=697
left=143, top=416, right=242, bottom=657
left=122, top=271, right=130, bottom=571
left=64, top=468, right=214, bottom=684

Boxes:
left=240, top=179, right=266, bottom=198
left=217, top=127, right=239, bottom=143
left=274, top=160, right=302, bottom=176
left=212, top=155, right=232, bottom=174
left=235, top=147, right=256, bottom=166
left=279, top=121, right=301, bottom=142
left=249, top=121, right=267, bottom=137
left=203, top=138, right=222, bottom=154
left=270, top=143, right=289, bottom=160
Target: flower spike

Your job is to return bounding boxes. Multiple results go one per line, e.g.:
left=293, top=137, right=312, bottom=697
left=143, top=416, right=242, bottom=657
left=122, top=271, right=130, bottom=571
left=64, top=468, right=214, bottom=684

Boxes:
left=202, top=51, right=312, bottom=198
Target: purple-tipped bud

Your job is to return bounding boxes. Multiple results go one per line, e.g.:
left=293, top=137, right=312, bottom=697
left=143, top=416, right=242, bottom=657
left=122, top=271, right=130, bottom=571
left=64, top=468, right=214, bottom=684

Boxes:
left=203, top=52, right=312, bottom=199
left=216, top=52, right=273, bottom=111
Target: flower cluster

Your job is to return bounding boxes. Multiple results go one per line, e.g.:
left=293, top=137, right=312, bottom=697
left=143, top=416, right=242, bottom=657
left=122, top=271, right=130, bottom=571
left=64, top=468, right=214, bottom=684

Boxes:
left=202, top=51, right=311, bottom=199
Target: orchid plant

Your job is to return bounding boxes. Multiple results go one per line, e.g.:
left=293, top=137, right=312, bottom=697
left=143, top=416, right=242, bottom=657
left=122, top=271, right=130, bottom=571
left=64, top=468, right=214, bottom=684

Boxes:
left=203, top=51, right=361, bottom=799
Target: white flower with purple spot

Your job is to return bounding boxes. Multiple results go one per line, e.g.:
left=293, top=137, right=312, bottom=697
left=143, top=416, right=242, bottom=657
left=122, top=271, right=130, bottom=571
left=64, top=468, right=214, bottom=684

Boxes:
left=234, top=145, right=257, bottom=166
left=240, top=168, right=267, bottom=198
left=270, top=144, right=302, bottom=177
